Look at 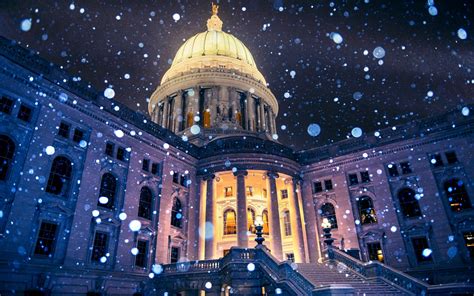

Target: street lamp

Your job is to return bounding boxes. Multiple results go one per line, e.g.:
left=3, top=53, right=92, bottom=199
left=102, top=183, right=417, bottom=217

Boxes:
left=254, top=215, right=265, bottom=246
left=321, top=218, right=335, bottom=259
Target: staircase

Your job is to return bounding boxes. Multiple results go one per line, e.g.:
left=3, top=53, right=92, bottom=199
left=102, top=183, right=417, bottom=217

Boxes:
left=296, top=262, right=406, bottom=295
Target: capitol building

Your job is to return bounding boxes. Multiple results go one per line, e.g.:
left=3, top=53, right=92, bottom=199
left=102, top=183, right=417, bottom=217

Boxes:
left=0, top=6, right=473, bottom=296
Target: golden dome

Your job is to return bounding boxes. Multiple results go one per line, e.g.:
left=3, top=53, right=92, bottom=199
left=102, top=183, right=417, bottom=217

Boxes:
left=160, top=10, right=267, bottom=84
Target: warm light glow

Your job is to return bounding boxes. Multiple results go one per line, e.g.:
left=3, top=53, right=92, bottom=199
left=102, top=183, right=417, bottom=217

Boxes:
left=321, top=218, right=331, bottom=229
left=255, top=215, right=263, bottom=227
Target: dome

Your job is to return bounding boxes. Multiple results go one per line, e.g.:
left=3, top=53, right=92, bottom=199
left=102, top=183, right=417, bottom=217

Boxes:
left=160, top=12, right=267, bottom=84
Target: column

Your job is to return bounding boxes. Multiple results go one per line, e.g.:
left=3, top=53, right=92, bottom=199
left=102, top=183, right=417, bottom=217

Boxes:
left=267, top=172, right=283, bottom=260
left=186, top=175, right=201, bottom=260
left=174, top=91, right=183, bottom=133
left=204, top=174, right=215, bottom=259
left=260, top=103, right=266, bottom=132
left=290, top=178, right=306, bottom=262
left=234, top=170, right=248, bottom=248
left=247, top=93, right=255, bottom=131
left=300, top=179, right=320, bottom=263
left=161, top=99, right=168, bottom=127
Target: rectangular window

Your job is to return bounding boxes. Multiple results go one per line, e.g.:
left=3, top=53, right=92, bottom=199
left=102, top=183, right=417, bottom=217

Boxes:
left=72, top=128, right=84, bottom=143
left=313, top=181, right=323, bottom=194
left=172, top=172, right=179, bottom=184
left=262, top=189, right=267, bottom=199
left=0, top=96, right=13, bottom=114
left=116, top=147, right=126, bottom=161
left=387, top=164, right=399, bottom=177
left=400, top=161, right=413, bottom=174
left=18, top=104, right=32, bottom=122
left=463, top=232, right=474, bottom=259
left=142, top=159, right=150, bottom=172
left=286, top=253, right=295, bottom=262
left=360, top=171, right=371, bottom=183
left=430, top=153, right=443, bottom=167
left=281, top=189, right=288, bottom=199
left=367, top=242, right=384, bottom=263
left=246, top=186, right=253, bottom=197
left=445, top=151, right=458, bottom=164
left=91, top=231, right=109, bottom=262
left=135, top=240, right=148, bottom=268
left=412, top=237, right=432, bottom=263
left=348, top=173, right=359, bottom=186
left=324, top=179, right=333, bottom=191
left=151, top=163, right=159, bottom=175
left=105, top=142, right=114, bottom=157
left=58, top=122, right=70, bottom=138
left=170, top=247, right=180, bottom=263
left=179, top=174, right=187, bottom=187
left=34, top=221, right=58, bottom=256
left=224, top=186, right=233, bottom=197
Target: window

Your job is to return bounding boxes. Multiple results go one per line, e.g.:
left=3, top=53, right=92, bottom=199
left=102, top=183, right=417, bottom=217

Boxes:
left=398, top=188, right=422, bottom=218
left=224, top=186, right=233, bottom=197
left=387, top=164, right=399, bottom=177
left=171, top=198, right=183, bottom=228
left=320, top=203, right=338, bottom=229
left=357, top=196, right=377, bottom=225
left=286, top=253, right=295, bottom=262
left=367, top=242, right=384, bottom=263
left=179, top=174, right=187, bottom=187
left=17, top=104, right=32, bottom=122
left=262, top=210, right=269, bottom=235
left=142, top=159, right=150, bottom=171
left=135, top=240, right=148, bottom=268
left=281, top=189, right=288, bottom=199
left=151, top=163, right=159, bottom=175
left=0, top=135, right=15, bottom=181
left=247, top=208, right=255, bottom=233
left=170, top=247, right=180, bottom=263
left=445, top=151, right=458, bottom=164
left=430, top=153, right=443, bottom=167
left=91, top=231, right=108, bottom=262
left=45, top=156, right=72, bottom=196
left=262, top=189, right=267, bottom=199
left=138, top=187, right=153, bottom=220
left=105, top=142, right=114, bottom=157
left=0, top=96, right=13, bottom=114
left=360, top=171, right=371, bottom=183
left=34, top=221, right=58, bottom=256
left=313, top=181, right=323, bottom=193
left=98, top=173, right=117, bottom=209
left=463, top=232, right=474, bottom=259
left=324, top=179, right=333, bottom=191
left=72, top=128, right=84, bottom=143
left=400, top=162, right=413, bottom=174
left=246, top=186, right=253, bottom=197
left=412, top=237, right=432, bottom=263
left=116, top=147, right=126, bottom=161
left=348, top=173, right=359, bottom=186
left=223, top=209, right=237, bottom=235
left=444, top=178, right=471, bottom=211
left=283, top=210, right=292, bottom=236
left=58, top=122, right=70, bottom=138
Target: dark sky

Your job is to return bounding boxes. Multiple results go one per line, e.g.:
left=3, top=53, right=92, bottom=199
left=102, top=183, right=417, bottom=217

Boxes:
left=1, top=0, right=473, bottom=150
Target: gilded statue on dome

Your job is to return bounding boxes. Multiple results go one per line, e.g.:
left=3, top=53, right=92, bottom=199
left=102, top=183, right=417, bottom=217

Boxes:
left=212, top=3, right=219, bottom=15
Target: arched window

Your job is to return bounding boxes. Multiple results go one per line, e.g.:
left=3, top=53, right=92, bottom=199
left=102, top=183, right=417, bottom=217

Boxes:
left=320, top=203, right=338, bottom=229
left=98, top=173, right=117, bottom=209
left=247, top=208, right=256, bottom=233
left=223, top=209, right=236, bottom=235
left=138, top=187, right=153, bottom=220
left=357, top=196, right=377, bottom=225
left=398, top=188, right=422, bottom=218
left=262, top=210, right=269, bottom=235
left=444, top=178, right=471, bottom=211
left=0, top=135, right=15, bottom=180
left=283, top=210, right=292, bottom=236
left=171, top=198, right=183, bottom=228
left=46, top=156, right=72, bottom=196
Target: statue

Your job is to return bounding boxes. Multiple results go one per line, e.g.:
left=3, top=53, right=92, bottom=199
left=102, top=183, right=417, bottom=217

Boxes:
left=212, top=3, right=219, bottom=15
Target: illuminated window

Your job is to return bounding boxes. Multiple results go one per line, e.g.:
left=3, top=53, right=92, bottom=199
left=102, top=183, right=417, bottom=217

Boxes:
left=320, top=203, right=338, bottom=229
left=223, top=209, right=237, bottom=235
left=444, top=178, right=471, bottom=211
left=281, top=189, right=288, bottom=199
left=262, top=210, right=269, bottom=235
left=463, top=232, right=474, bottom=259
left=247, top=208, right=255, bottom=233
left=367, top=242, right=384, bottom=263
left=246, top=186, right=253, bottom=197
left=283, top=210, right=292, bottom=236
left=224, top=186, right=233, bottom=197
left=357, top=196, right=377, bottom=225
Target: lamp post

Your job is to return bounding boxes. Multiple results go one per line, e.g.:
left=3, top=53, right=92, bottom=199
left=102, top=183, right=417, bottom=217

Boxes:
left=321, top=218, right=335, bottom=259
left=254, top=215, right=265, bottom=247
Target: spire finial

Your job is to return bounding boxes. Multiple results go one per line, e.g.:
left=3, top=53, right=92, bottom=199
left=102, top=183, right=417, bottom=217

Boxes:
left=207, top=2, right=223, bottom=31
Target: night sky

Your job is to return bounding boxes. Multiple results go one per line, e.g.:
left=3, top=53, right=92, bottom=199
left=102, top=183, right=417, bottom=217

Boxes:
left=1, top=0, right=473, bottom=150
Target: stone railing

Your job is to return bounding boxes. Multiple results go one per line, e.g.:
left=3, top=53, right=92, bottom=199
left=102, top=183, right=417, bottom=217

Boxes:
left=162, top=258, right=221, bottom=273
left=330, top=248, right=428, bottom=295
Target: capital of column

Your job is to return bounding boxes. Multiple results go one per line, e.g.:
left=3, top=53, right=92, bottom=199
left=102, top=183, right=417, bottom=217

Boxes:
left=233, top=170, right=248, bottom=177
left=292, top=176, right=304, bottom=186
left=266, top=171, right=279, bottom=179
left=202, top=173, right=215, bottom=181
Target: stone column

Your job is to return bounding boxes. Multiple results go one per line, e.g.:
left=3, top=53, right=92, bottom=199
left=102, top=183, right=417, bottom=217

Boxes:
left=247, top=93, right=255, bottom=131
left=204, top=174, right=215, bottom=259
left=234, top=170, right=248, bottom=248
left=267, top=172, right=283, bottom=260
left=161, top=98, right=169, bottom=127
left=174, top=91, right=183, bottom=133
left=260, top=103, right=266, bottom=132
left=186, top=175, right=201, bottom=260
left=290, top=178, right=306, bottom=262
left=300, top=179, right=320, bottom=263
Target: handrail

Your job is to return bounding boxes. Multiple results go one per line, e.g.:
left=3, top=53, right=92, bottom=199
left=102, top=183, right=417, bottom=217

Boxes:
left=330, top=248, right=428, bottom=295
